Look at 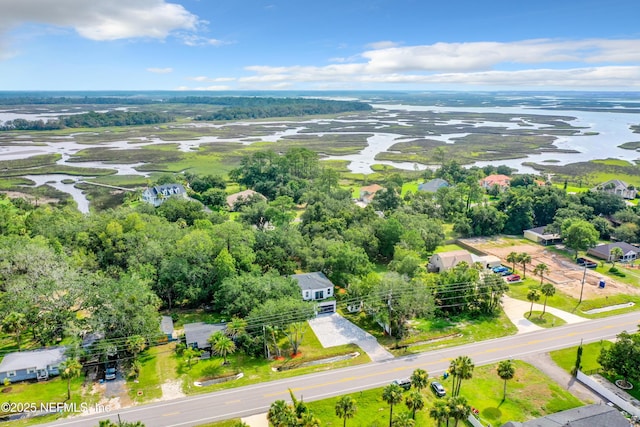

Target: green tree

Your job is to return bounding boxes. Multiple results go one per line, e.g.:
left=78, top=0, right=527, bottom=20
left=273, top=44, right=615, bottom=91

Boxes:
left=183, top=347, right=202, bottom=369
left=540, top=283, right=556, bottom=317
left=405, top=389, right=425, bottom=420
left=610, top=246, right=624, bottom=269
left=449, top=355, right=474, bottom=397
left=59, top=358, right=82, bottom=400
left=429, top=399, right=450, bottom=427
left=517, top=252, right=531, bottom=279
left=527, top=289, right=540, bottom=318
left=392, top=412, right=415, bottom=427
left=572, top=342, right=583, bottom=376
left=267, top=399, right=296, bottom=427
left=410, top=368, right=429, bottom=391
left=382, top=383, right=404, bottom=427
left=1, top=312, right=27, bottom=351
left=496, top=359, right=516, bottom=401
left=533, top=263, right=549, bottom=285
left=335, top=395, right=357, bottom=427
left=506, top=251, right=519, bottom=273
left=446, top=396, right=471, bottom=427
left=598, top=330, right=640, bottom=386
left=561, top=219, right=599, bottom=259
left=209, top=331, right=236, bottom=364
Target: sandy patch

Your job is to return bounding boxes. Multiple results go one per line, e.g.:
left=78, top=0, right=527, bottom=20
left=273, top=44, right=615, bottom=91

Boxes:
left=459, top=237, right=640, bottom=300
left=160, top=379, right=186, bottom=400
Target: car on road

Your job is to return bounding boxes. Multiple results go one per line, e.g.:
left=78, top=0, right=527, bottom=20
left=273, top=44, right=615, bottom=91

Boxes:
left=392, top=378, right=412, bottom=390
left=431, top=381, right=446, bottom=397
left=506, top=274, right=521, bottom=282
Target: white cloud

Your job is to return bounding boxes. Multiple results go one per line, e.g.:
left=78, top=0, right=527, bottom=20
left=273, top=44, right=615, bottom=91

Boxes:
left=238, top=39, right=640, bottom=89
left=147, top=67, right=173, bottom=74
left=0, top=0, right=200, bottom=41
left=187, top=76, right=236, bottom=82
left=366, top=41, right=401, bottom=50
left=177, top=34, right=226, bottom=47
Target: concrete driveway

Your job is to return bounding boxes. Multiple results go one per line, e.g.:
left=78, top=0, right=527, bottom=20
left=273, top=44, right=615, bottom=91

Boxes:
left=308, top=313, right=393, bottom=361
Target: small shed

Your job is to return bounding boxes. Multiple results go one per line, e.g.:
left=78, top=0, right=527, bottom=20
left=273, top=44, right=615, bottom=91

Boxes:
left=160, top=316, right=175, bottom=341
left=524, top=226, right=562, bottom=246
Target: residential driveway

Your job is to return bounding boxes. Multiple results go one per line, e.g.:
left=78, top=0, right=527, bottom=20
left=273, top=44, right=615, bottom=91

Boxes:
left=502, top=295, right=588, bottom=334
left=308, top=313, right=394, bottom=362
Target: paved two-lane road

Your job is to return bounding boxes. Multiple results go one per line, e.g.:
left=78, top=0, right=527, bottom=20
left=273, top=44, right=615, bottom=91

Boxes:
left=45, top=310, right=640, bottom=427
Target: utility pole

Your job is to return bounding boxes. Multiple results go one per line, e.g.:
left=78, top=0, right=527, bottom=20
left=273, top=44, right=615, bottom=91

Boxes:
left=579, top=265, right=587, bottom=303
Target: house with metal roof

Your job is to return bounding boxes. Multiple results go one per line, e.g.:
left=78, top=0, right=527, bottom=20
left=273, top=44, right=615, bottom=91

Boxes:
left=418, top=178, right=449, bottom=193
left=141, top=183, right=188, bottom=207
left=183, top=322, right=226, bottom=350
left=0, top=347, right=66, bottom=383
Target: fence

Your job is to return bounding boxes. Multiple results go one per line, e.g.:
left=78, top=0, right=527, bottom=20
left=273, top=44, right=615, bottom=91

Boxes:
left=576, top=370, right=640, bottom=417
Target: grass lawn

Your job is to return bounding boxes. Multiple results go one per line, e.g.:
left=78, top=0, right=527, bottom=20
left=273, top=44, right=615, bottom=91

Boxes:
left=506, top=278, right=640, bottom=319
left=166, top=309, right=228, bottom=329
left=526, top=311, right=567, bottom=328
left=178, top=325, right=370, bottom=395
left=549, top=341, right=612, bottom=374
left=304, top=360, right=583, bottom=427
left=128, top=343, right=179, bottom=403
left=196, top=420, right=243, bottom=427
left=1, top=375, right=91, bottom=426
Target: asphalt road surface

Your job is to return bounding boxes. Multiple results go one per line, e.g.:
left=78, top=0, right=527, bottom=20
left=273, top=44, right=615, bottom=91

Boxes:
left=44, top=310, right=640, bottom=427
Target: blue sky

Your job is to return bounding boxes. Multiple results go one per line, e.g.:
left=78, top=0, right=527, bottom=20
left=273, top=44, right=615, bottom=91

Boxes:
left=1, top=0, right=639, bottom=91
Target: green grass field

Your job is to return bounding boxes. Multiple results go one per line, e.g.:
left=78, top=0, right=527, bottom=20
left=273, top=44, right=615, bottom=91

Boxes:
left=549, top=341, right=612, bottom=374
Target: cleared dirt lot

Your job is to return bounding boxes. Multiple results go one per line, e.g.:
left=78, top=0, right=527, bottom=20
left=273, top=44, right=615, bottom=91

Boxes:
left=459, top=237, right=640, bottom=300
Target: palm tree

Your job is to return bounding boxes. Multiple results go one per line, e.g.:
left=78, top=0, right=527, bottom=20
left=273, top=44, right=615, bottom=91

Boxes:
left=610, top=246, right=624, bottom=269
left=540, top=283, right=556, bottom=317
left=382, top=383, right=404, bottom=427
left=429, top=400, right=450, bottom=427
left=496, top=359, right=516, bottom=401
left=405, top=389, right=425, bottom=419
left=410, top=368, right=429, bottom=391
left=210, top=332, right=236, bottom=365
left=392, top=412, right=415, bottom=427
left=335, top=395, right=357, bottom=427
left=507, top=251, right=519, bottom=273
left=449, top=355, right=474, bottom=397
left=126, top=335, right=147, bottom=359
left=225, top=317, right=248, bottom=341
left=447, top=396, right=471, bottom=427
left=526, top=289, right=540, bottom=318
left=518, top=252, right=532, bottom=278
left=267, top=400, right=296, bottom=427
left=533, top=263, right=549, bottom=285
left=59, top=358, right=82, bottom=400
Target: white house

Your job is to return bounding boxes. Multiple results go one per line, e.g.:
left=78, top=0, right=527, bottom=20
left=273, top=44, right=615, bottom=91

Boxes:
left=587, top=242, right=638, bottom=263
left=524, top=226, right=562, bottom=246
left=592, top=179, right=637, bottom=200
left=428, top=250, right=501, bottom=272
left=290, top=272, right=336, bottom=314
left=141, top=184, right=188, bottom=207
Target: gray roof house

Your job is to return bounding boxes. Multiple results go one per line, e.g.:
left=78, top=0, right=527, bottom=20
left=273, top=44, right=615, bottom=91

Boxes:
left=500, top=403, right=629, bottom=427
left=160, top=315, right=175, bottom=341
left=592, top=179, right=637, bottom=200
left=418, top=178, right=449, bottom=193
left=587, top=242, right=638, bottom=262
left=291, top=272, right=337, bottom=314
left=0, top=347, right=67, bottom=383
left=183, top=322, right=226, bottom=350
left=142, top=184, right=188, bottom=207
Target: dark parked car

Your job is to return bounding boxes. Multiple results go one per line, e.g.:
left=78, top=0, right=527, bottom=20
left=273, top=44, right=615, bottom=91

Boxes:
left=431, top=381, right=446, bottom=397
left=393, top=378, right=412, bottom=390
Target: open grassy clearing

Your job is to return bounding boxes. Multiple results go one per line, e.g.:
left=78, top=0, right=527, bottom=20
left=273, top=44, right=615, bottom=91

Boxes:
left=127, top=343, right=179, bottom=403
left=303, top=360, right=583, bottom=427
left=550, top=341, right=612, bottom=374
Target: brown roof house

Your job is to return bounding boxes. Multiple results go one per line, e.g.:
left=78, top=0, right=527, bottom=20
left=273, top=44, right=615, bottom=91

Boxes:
left=225, top=189, right=266, bottom=211
left=479, top=174, right=511, bottom=191
left=359, top=184, right=384, bottom=205
left=587, top=242, right=638, bottom=263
